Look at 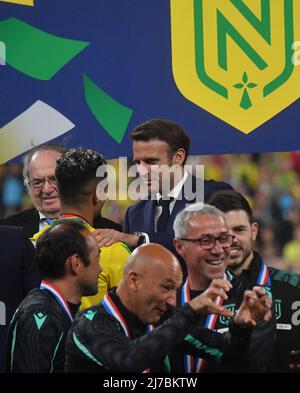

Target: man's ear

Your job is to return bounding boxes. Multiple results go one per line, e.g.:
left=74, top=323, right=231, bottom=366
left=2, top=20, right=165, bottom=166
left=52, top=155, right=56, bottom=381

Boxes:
left=92, top=189, right=99, bottom=207
left=251, top=222, right=259, bottom=242
left=127, top=271, right=139, bottom=292
left=93, top=189, right=106, bottom=212
left=68, top=254, right=81, bottom=275
left=172, top=148, right=186, bottom=166
left=174, top=238, right=184, bottom=256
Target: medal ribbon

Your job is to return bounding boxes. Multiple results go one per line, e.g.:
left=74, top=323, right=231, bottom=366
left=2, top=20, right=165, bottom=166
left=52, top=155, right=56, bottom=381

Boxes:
left=181, top=273, right=229, bottom=373
left=102, top=293, right=154, bottom=373
left=40, top=280, right=73, bottom=322
left=102, top=293, right=131, bottom=337
left=257, top=262, right=271, bottom=287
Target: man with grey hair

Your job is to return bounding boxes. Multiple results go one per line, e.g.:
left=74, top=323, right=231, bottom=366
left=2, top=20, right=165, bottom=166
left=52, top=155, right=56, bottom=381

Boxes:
left=172, top=203, right=275, bottom=372
left=65, top=242, right=272, bottom=373
left=1, top=144, right=121, bottom=238
left=1, top=144, right=65, bottom=238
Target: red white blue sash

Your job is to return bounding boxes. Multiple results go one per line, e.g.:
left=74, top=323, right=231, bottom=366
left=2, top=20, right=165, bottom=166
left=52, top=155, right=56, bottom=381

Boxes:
left=102, top=293, right=155, bottom=373
left=257, top=262, right=271, bottom=287
left=181, top=273, right=229, bottom=373
left=40, top=280, right=74, bottom=322
left=181, top=264, right=271, bottom=373
left=102, top=293, right=131, bottom=337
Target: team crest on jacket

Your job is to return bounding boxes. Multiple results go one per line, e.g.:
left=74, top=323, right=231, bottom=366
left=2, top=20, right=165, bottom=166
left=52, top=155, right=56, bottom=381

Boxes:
left=170, top=0, right=300, bottom=134
left=274, top=299, right=282, bottom=320
left=219, top=303, right=236, bottom=326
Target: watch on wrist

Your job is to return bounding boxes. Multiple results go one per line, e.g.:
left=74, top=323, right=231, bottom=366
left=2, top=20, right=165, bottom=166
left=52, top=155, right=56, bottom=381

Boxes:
left=133, top=232, right=146, bottom=247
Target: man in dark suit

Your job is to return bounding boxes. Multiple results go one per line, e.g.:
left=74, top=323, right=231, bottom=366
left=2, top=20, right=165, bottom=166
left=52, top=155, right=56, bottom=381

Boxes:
left=1, top=144, right=65, bottom=238
left=95, top=119, right=232, bottom=271
left=2, top=207, right=41, bottom=239
left=208, top=190, right=300, bottom=372
left=0, top=226, right=40, bottom=372
left=1, top=144, right=121, bottom=238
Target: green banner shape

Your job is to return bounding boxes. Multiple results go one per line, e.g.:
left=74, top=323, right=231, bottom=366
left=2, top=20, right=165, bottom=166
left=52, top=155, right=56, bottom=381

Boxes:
left=83, top=73, right=133, bottom=144
left=0, top=18, right=89, bottom=80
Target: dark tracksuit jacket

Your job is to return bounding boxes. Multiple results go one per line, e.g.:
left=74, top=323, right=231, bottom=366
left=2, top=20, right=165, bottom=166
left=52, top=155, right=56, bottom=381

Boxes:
left=221, top=252, right=300, bottom=372
left=172, top=266, right=276, bottom=373
left=65, top=288, right=253, bottom=373
left=6, top=289, right=78, bottom=373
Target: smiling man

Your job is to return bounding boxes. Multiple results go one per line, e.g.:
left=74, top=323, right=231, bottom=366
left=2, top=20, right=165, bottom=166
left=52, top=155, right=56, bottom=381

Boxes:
left=174, top=205, right=231, bottom=290
left=208, top=190, right=300, bottom=372
left=26, top=148, right=62, bottom=218
left=65, top=242, right=272, bottom=373
left=173, top=203, right=275, bottom=373
left=1, top=143, right=121, bottom=238
left=1, top=144, right=65, bottom=238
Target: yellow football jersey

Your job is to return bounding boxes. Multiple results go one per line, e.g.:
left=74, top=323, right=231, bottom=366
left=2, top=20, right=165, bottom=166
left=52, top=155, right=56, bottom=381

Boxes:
left=31, top=219, right=131, bottom=310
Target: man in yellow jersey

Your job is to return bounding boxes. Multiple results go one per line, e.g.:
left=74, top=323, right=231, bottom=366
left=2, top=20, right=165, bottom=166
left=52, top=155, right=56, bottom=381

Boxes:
left=31, top=147, right=130, bottom=309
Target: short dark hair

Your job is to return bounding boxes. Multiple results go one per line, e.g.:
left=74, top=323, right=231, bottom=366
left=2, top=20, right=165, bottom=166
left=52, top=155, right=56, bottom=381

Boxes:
left=36, top=220, right=92, bottom=279
left=208, top=190, right=253, bottom=223
left=23, top=143, right=66, bottom=189
left=55, top=147, right=107, bottom=204
left=130, top=119, right=190, bottom=165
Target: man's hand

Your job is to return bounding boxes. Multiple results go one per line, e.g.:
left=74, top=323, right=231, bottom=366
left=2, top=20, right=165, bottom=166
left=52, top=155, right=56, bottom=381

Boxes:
left=92, top=228, right=139, bottom=248
left=189, top=279, right=234, bottom=318
left=234, top=286, right=272, bottom=327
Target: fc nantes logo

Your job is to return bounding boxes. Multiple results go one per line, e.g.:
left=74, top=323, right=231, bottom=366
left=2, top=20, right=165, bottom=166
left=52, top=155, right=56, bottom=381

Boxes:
left=170, top=0, right=300, bottom=134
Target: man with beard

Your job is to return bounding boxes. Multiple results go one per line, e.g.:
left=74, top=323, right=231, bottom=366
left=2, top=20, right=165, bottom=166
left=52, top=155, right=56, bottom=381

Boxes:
left=208, top=190, right=300, bottom=372
left=173, top=203, right=275, bottom=372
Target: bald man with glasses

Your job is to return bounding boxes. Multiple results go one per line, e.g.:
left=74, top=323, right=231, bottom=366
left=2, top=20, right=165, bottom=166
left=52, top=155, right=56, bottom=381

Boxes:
left=172, top=203, right=276, bottom=373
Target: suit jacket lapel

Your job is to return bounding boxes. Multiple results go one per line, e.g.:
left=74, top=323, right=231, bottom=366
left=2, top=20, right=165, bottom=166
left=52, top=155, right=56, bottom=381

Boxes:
left=23, top=208, right=40, bottom=237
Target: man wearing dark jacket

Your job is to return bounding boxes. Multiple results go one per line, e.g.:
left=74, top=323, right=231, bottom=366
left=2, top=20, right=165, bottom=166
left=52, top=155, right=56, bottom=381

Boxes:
left=6, top=220, right=101, bottom=373
left=0, top=226, right=40, bottom=372
left=1, top=144, right=65, bottom=238
left=93, top=119, right=232, bottom=273
left=173, top=203, right=275, bottom=372
left=208, top=190, right=300, bottom=372
left=1, top=144, right=121, bottom=238
left=65, top=243, right=271, bottom=373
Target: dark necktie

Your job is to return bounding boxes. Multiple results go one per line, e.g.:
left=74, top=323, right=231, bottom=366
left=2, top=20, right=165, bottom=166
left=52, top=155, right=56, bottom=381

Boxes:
left=156, top=198, right=173, bottom=232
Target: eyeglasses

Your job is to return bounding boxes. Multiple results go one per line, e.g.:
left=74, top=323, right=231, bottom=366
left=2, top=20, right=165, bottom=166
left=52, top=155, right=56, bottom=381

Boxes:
left=178, top=234, right=235, bottom=249
left=29, top=176, right=57, bottom=190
